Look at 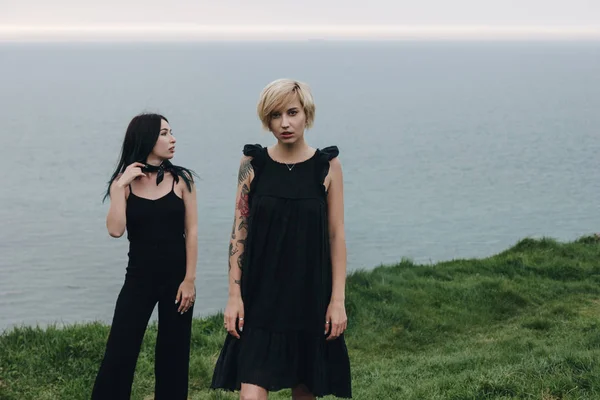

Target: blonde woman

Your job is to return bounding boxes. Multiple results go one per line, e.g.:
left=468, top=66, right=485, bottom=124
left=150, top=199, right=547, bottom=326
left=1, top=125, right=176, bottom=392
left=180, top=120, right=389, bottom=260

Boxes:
left=211, top=79, right=352, bottom=399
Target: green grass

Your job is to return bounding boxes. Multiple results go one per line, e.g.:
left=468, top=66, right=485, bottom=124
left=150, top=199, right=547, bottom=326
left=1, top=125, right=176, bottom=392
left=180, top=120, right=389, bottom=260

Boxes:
left=1, top=236, right=600, bottom=399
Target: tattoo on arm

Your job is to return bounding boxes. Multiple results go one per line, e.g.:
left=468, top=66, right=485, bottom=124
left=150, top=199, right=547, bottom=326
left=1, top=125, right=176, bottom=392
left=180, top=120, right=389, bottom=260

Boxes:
left=238, top=218, right=248, bottom=232
left=237, top=192, right=249, bottom=232
left=228, top=242, right=238, bottom=271
left=235, top=183, right=250, bottom=271
left=236, top=239, right=246, bottom=270
left=229, top=242, right=238, bottom=257
left=237, top=252, right=244, bottom=270
left=230, top=179, right=251, bottom=272
left=237, top=184, right=250, bottom=218
left=234, top=279, right=241, bottom=285
left=237, top=159, right=253, bottom=185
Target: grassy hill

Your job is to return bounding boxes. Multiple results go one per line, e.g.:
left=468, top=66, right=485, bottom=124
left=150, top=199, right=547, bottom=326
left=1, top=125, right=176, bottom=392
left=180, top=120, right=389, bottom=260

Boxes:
left=1, top=236, right=599, bottom=399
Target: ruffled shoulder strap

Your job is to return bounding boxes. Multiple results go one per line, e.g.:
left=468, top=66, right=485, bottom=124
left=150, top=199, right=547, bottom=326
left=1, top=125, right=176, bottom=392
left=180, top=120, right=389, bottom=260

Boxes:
left=243, top=143, right=266, bottom=170
left=319, top=145, right=339, bottom=161
left=242, top=144, right=266, bottom=192
left=316, top=146, right=340, bottom=193
left=243, top=143, right=264, bottom=158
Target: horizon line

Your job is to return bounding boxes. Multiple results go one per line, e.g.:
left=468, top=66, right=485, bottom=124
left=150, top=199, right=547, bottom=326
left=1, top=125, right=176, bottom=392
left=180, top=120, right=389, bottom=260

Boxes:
left=1, top=24, right=600, bottom=42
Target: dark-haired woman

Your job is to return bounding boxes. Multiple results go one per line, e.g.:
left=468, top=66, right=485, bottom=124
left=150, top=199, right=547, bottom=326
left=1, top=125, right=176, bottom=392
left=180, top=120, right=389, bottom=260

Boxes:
left=92, top=113, right=198, bottom=400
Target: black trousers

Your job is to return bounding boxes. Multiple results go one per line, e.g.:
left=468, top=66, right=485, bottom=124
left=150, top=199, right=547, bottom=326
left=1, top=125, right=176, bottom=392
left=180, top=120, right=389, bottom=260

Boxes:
left=92, top=275, right=193, bottom=400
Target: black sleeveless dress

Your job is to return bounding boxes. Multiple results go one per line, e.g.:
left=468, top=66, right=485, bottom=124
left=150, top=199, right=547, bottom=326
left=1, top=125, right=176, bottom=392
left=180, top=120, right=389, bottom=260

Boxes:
left=211, top=145, right=352, bottom=398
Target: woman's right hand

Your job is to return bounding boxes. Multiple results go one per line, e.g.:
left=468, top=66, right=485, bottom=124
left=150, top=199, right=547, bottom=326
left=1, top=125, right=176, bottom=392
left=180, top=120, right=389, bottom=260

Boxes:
left=224, top=296, right=244, bottom=339
left=116, top=162, right=146, bottom=187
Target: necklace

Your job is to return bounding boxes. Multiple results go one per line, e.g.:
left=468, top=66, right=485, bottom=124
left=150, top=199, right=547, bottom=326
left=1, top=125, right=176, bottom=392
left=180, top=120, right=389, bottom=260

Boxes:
left=285, top=163, right=295, bottom=171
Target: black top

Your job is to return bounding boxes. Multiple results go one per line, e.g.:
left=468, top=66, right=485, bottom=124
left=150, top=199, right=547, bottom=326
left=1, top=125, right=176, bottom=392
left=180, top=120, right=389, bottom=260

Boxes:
left=125, top=177, right=186, bottom=278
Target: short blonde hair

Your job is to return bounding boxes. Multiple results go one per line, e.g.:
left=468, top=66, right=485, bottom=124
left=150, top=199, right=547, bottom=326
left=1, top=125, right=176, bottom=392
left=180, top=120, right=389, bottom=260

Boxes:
left=257, top=78, right=316, bottom=130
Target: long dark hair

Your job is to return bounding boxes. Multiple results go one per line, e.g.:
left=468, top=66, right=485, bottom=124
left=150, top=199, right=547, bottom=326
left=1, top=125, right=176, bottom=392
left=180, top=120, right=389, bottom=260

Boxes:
left=104, top=113, right=196, bottom=201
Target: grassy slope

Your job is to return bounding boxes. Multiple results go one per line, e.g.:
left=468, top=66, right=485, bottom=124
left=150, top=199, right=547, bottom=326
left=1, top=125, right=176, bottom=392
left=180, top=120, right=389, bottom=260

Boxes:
left=1, top=236, right=599, bottom=399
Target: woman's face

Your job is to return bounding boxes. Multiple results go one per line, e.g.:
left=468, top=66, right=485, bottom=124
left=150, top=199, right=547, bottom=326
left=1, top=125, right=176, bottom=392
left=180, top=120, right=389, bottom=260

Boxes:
left=150, top=119, right=176, bottom=160
left=269, top=98, right=306, bottom=145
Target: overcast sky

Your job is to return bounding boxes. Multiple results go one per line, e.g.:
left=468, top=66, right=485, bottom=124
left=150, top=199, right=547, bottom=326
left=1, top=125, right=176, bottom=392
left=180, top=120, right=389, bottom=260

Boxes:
left=1, top=0, right=599, bottom=40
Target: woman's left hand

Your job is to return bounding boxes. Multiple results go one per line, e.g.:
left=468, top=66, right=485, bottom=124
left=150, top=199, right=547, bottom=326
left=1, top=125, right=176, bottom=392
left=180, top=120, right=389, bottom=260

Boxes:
left=325, top=300, right=347, bottom=341
left=176, top=279, right=196, bottom=314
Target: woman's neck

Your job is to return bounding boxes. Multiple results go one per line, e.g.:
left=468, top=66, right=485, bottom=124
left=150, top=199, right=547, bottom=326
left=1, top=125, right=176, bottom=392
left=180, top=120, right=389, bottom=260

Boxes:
left=145, top=155, right=163, bottom=167
left=275, top=138, right=309, bottom=157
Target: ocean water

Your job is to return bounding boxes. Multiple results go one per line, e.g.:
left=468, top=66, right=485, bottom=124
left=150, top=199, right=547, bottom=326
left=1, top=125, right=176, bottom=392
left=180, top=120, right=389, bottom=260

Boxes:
left=1, top=41, right=599, bottom=330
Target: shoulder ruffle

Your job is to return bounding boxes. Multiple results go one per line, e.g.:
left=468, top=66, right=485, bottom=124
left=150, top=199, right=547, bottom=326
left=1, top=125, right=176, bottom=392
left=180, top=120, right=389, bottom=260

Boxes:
left=316, top=146, right=339, bottom=194
left=243, top=143, right=264, bottom=158
left=319, top=146, right=339, bottom=161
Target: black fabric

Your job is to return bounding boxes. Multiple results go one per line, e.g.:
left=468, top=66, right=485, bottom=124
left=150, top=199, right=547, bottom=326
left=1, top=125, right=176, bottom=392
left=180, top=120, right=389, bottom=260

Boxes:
left=141, top=160, right=179, bottom=186
left=92, top=175, right=192, bottom=399
left=211, top=145, right=352, bottom=398
left=141, top=160, right=195, bottom=194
